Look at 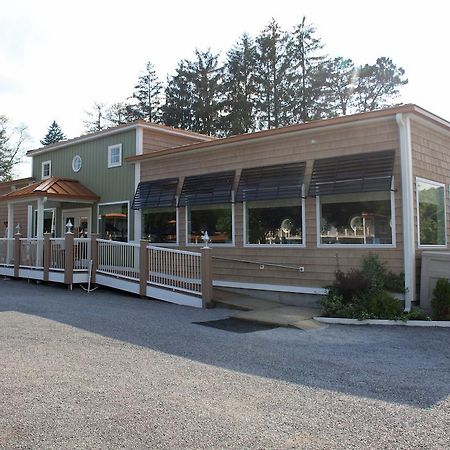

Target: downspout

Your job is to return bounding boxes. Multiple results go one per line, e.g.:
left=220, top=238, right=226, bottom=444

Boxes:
left=134, top=126, right=144, bottom=243
left=396, top=113, right=415, bottom=311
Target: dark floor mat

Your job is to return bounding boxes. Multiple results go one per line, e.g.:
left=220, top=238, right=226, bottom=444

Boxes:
left=193, top=317, right=279, bottom=333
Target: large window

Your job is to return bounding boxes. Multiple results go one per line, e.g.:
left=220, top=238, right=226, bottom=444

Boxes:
left=98, top=202, right=128, bottom=241
left=187, top=205, right=232, bottom=245
left=319, top=191, right=393, bottom=245
left=246, top=199, right=303, bottom=245
left=142, top=208, right=177, bottom=244
left=417, top=178, right=446, bottom=247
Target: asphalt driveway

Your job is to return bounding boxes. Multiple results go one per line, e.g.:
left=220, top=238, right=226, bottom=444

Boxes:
left=1, top=279, right=449, bottom=449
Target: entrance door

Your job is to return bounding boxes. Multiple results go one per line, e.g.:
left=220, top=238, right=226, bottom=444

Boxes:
left=62, top=208, right=91, bottom=238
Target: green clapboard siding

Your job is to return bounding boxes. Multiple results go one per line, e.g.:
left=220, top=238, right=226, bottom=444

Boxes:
left=32, top=129, right=137, bottom=238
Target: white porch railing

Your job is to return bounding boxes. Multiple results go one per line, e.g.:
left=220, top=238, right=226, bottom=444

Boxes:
left=19, top=238, right=43, bottom=269
left=148, top=245, right=201, bottom=295
left=74, top=238, right=91, bottom=271
left=97, top=239, right=140, bottom=280
left=50, top=238, right=65, bottom=270
left=0, top=234, right=210, bottom=308
left=0, top=238, right=14, bottom=267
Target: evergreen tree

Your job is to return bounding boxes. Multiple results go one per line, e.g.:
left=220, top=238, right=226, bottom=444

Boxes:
left=83, top=101, right=108, bottom=132
left=287, top=17, right=329, bottom=122
left=130, top=61, right=163, bottom=122
left=254, top=19, right=291, bottom=129
left=105, top=102, right=132, bottom=126
left=222, top=34, right=258, bottom=135
left=162, top=61, right=195, bottom=130
left=0, top=115, right=27, bottom=182
left=40, top=121, right=66, bottom=146
left=355, top=57, right=408, bottom=112
left=324, top=57, right=358, bottom=116
left=188, top=49, right=224, bottom=136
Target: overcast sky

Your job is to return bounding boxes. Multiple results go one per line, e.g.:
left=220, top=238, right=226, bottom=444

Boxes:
left=1, top=0, right=448, bottom=178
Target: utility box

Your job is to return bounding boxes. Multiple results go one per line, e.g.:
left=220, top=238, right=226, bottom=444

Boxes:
left=420, top=252, right=450, bottom=312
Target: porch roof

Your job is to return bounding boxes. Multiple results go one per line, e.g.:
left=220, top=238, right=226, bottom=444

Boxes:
left=0, top=177, right=100, bottom=203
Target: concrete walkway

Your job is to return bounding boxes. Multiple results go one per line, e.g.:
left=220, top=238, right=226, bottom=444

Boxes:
left=214, top=290, right=325, bottom=330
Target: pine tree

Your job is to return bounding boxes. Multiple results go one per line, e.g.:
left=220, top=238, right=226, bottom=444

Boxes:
left=324, top=57, right=358, bottom=116
left=287, top=17, right=329, bottom=122
left=222, top=34, right=258, bottom=135
left=355, top=57, right=408, bottom=112
left=40, top=121, right=66, bottom=146
left=188, top=49, right=224, bottom=136
left=130, top=61, right=163, bottom=122
left=105, top=102, right=132, bottom=126
left=83, top=102, right=108, bottom=132
left=254, top=19, right=291, bottom=129
left=162, top=61, right=195, bottom=130
left=0, top=115, right=27, bottom=182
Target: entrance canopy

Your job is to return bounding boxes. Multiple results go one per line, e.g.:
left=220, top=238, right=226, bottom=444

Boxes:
left=0, top=177, right=99, bottom=239
left=0, top=177, right=99, bottom=203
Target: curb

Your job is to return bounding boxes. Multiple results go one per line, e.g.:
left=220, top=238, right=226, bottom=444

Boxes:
left=313, top=317, right=450, bottom=328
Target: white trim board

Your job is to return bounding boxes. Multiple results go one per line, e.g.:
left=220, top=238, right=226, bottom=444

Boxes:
left=213, top=280, right=328, bottom=295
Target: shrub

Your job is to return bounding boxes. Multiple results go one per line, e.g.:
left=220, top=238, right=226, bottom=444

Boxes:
left=405, top=308, right=430, bottom=321
left=431, top=278, right=450, bottom=320
left=366, top=291, right=404, bottom=320
left=361, top=254, right=387, bottom=298
left=384, top=271, right=406, bottom=293
left=319, top=289, right=358, bottom=318
left=334, top=269, right=369, bottom=303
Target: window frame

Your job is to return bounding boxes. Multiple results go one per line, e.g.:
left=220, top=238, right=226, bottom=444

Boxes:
left=185, top=202, right=235, bottom=247
left=141, top=205, right=179, bottom=247
left=97, top=200, right=130, bottom=242
left=107, top=144, right=122, bottom=168
left=41, top=160, right=52, bottom=179
left=316, top=181, right=396, bottom=249
left=243, top=187, right=306, bottom=248
left=416, top=177, right=447, bottom=249
left=72, top=155, right=82, bottom=173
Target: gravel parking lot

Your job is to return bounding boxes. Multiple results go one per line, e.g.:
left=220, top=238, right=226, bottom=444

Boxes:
left=1, top=279, right=449, bottom=449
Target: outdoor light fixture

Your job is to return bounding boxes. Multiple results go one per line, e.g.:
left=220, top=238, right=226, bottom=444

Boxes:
left=202, top=231, right=210, bottom=248
left=66, top=219, right=73, bottom=234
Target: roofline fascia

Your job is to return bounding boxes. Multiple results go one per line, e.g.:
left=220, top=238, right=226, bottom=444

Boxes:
left=27, top=122, right=212, bottom=157
left=126, top=115, right=397, bottom=164
left=0, top=177, right=35, bottom=187
left=125, top=104, right=449, bottom=164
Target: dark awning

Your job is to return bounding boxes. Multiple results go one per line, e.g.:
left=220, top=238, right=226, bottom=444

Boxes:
left=308, top=150, right=395, bottom=197
left=236, top=162, right=306, bottom=202
left=132, top=178, right=178, bottom=210
left=178, top=171, right=235, bottom=207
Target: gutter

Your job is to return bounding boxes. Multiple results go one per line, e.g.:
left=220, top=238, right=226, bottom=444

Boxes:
left=396, top=113, right=415, bottom=311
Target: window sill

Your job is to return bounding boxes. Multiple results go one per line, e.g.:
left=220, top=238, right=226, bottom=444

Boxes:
left=317, top=243, right=396, bottom=249
left=244, top=244, right=306, bottom=248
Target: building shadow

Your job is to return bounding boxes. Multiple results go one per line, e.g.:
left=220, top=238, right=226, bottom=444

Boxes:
left=1, top=279, right=449, bottom=409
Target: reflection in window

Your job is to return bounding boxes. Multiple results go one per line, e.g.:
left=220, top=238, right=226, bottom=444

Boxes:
left=417, top=179, right=446, bottom=246
left=320, top=191, right=392, bottom=245
left=99, top=203, right=128, bottom=242
left=188, top=205, right=232, bottom=244
left=142, top=208, right=177, bottom=244
left=247, top=199, right=302, bottom=245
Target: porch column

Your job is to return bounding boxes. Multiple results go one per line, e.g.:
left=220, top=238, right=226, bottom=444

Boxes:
left=7, top=203, right=14, bottom=238
left=36, top=198, right=45, bottom=267
left=6, top=203, right=14, bottom=264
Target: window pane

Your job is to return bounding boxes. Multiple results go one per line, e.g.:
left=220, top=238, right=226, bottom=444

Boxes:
left=247, top=199, right=302, bottom=245
left=142, top=208, right=176, bottom=243
left=320, top=191, right=392, bottom=245
left=417, top=181, right=446, bottom=246
left=99, top=203, right=128, bottom=241
left=188, top=205, right=232, bottom=244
